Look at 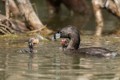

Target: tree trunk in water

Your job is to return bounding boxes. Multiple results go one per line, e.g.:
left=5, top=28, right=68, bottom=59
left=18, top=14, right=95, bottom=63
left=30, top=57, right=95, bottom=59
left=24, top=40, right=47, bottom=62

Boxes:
left=105, top=0, right=120, bottom=17
left=5, top=0, right=9, bottom=18
left=16, top=0, right=44, bottom=30
left=8, top=0, right=20, bottom=17
left=92, top=0, right=104, bottom=36
left=114, top=0, right=120, bottom=13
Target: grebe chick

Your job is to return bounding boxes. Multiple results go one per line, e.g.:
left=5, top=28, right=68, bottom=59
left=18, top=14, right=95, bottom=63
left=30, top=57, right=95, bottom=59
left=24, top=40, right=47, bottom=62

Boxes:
left=28, top=38, right=39, bottom=53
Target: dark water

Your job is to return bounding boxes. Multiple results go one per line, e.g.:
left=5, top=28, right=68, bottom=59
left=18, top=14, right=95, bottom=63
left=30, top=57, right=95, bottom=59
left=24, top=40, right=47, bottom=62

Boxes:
left=0, top=0, right=120, bottom=80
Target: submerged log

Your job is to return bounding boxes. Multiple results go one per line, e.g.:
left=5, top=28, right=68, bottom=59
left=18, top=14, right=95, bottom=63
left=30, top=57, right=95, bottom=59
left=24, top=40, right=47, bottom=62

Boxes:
left=5, top=0, right=9, bottom=18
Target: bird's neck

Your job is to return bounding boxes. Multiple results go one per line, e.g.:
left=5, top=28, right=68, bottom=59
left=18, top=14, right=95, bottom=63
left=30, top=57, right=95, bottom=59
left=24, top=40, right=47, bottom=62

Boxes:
left=67, top=34, right=80, bottom=50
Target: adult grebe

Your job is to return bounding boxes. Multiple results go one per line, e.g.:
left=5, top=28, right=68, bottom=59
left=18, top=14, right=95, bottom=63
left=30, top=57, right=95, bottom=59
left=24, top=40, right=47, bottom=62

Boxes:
left=53, top=25, right=117, bottom=57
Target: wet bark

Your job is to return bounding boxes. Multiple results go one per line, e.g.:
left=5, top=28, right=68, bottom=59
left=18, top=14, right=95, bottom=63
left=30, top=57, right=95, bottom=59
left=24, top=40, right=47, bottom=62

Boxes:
left=92, top=0, right=104, bottom=36
left=16, top=0, right=44, bottom=30
left=3, top=0, right=20, bottom=18
left=0, top=0, right=52, bottom=36
left=105, top=0, right=120, bottom=17
left=8, top=0, right=20, bottom=18
left=92, top=0, right=120, bottom=36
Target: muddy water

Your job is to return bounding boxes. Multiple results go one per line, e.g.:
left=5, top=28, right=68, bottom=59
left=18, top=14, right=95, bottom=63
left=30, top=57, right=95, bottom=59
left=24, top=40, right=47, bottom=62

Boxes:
left=0, top=35, right=120, bottom=80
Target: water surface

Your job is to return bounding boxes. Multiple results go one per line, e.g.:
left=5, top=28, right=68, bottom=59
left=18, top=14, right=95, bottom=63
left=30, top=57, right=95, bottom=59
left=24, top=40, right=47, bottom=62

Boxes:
left=0, top=35, right=120, bottom=80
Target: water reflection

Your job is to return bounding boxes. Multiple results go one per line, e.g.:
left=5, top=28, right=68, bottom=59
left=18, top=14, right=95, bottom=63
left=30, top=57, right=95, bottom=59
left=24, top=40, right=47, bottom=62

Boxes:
left=46, top=14, right=90, bottom=32
left=28, top=55, right=34, bottom=70
left=0, top=35, right=120, bottom=80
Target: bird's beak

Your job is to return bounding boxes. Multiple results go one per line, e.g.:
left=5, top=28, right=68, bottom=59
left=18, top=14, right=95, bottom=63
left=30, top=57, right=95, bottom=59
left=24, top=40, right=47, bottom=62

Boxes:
left=52, top=32, right=61, bottom=41
left=28, top=41, right=34, bottom=53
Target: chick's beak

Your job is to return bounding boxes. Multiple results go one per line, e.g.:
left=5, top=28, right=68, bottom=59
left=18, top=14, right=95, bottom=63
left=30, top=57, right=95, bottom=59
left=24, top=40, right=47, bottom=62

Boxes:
left=28, top=41, right=34, bottom=53
left=28, top=42, right=33, bottom=49
left=28, top=38, right=40, bottom=53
